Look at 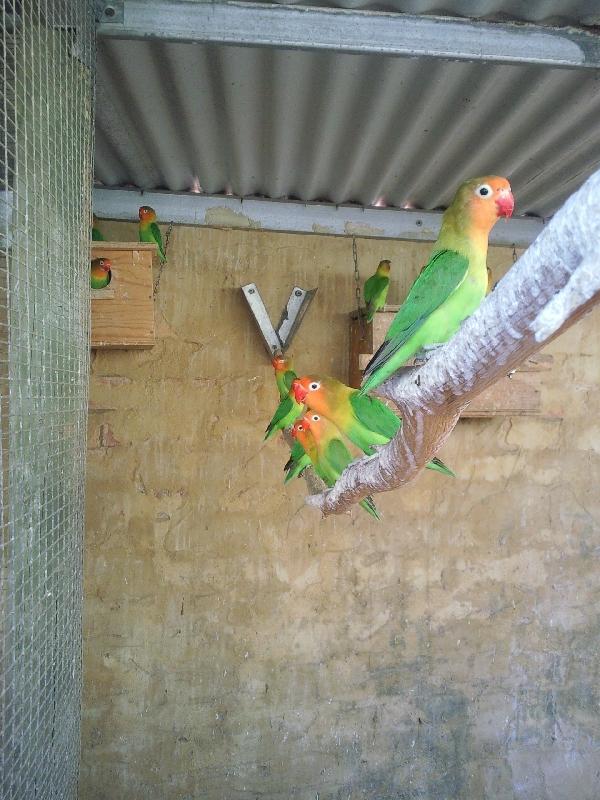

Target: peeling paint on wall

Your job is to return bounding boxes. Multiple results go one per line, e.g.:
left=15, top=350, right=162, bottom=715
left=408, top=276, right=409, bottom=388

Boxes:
left=204, top=206, right=261, bottom=229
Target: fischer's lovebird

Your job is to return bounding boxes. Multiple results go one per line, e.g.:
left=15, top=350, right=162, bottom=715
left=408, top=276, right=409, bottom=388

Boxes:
left=292, top=375, right=454, bottom=477
left=90, top=257, right=112, bottom=289
left=360, top=176, right=514, bottom=394
left=272, top=354, right=297, bottom=402
left=139, top=205, right=167, bottom=263
left=295, top=415, right=380, bottom=520
left=92, top=215, right=105, bottom=241
left=363, top=259, right=391, bottom=323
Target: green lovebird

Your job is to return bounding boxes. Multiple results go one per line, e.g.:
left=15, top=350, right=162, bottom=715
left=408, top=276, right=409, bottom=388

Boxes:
left=91, top=215, right=105, bottom=241
left=139, top=205, right=166, bottom=263
left=292, top=375, right=454, bottom=477
left=363, top=259, right=391, bottom=322
left=360, top=176, right=514, bottom=394
left=272, top=354, right=297, bottom=402
left=90, top=257, right=112, bottom=289
left=283, top=437, right=312, bottom=484
left=296, top=414, right=380, bottom=520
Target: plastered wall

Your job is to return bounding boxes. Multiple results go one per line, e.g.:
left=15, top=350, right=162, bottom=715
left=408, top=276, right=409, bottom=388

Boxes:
left=81, top=222, right=600, bottom=799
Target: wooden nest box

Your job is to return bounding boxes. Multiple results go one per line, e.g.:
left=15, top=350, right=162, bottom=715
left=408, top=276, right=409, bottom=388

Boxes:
left=90, top=242, right=156, bottom=348
left=349, top=307, right=560, bottom=418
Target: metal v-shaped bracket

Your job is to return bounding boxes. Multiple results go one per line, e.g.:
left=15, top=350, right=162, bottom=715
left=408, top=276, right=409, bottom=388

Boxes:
left=241, top=283, right=318, bottom=356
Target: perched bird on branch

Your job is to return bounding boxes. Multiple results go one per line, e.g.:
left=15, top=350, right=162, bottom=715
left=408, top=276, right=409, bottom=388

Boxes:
left=363, top=259, right=391, bottom=322
left=139, top=205, right=166, bottom=263
left=292, top=375, right=454, bottom=476
left=293, top=416, right=380, bottom=520
left=360, top=176, right=514, bottom=394
left=90, top=257, right=112, bottom=289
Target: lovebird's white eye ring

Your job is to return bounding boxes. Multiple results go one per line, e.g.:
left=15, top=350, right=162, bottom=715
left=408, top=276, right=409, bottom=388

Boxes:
left=311, top=414, right=320, bottom=422
left=475, top=183, right=493, bottom=198
left=309, top=381, right=320, bottom=391
left=297, top=425, right=304, bottom=431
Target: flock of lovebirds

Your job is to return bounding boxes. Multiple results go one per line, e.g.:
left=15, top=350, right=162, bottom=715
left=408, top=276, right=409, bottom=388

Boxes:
left=264, top=174, right=515, bottom=519
left=90, top=205, right=167, bottom=289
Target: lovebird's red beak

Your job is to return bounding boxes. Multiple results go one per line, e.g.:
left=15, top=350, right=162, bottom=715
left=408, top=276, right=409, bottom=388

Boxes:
left=495, top=190, right=514, bottom=219
left=292, top=380, right=307, bottom=403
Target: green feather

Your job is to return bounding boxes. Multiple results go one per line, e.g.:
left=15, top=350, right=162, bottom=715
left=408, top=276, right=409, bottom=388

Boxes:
left=317, top=432, right=380, bottom=520
left=363, top=273, right=389, bottom=323
left=150, top=221, right=166, bottom=263
left=265, top=394, right=303, bottom=440
left=361, top=249, right=469, bottom=393
left=91, top=226, right=104, bottom=241
left=284, top=441, right=312, bottom=483
left=427, top=456, right=455, bottom=478
left=349, top=392, right=400, bottom=440
left=282, top=370, right=296, bottom=393
left=140, top=220, right=167, bottom=263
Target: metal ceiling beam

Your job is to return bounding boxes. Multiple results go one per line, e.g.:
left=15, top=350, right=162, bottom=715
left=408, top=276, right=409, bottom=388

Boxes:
left=93, top=187, right=544, bottom=247
left=96, top=0, right=600, bottom=70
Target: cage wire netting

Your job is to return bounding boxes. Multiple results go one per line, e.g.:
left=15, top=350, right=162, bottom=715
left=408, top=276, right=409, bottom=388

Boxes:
left=1, top=1, right=94, bottom=797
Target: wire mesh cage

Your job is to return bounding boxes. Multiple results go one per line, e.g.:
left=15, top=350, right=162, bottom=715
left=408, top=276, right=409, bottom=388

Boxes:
left=1, top=2, right=94, bottom=797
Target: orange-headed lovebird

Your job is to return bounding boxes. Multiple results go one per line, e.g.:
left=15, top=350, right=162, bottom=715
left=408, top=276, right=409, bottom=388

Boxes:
left=293, top=415, right=380, bottom=520
left=90, top=257, right=112, bottom=289
left=363, top=259, right=391, bottom=323
left=292, top=375, right=454, bottom=476
left=360, top=176, right=514, bottom=394
left=139, top=205, right=166, bottom=263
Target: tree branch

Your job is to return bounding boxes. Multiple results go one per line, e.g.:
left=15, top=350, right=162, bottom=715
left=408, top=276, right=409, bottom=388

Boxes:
left=307, top=169, right=600, bottom=517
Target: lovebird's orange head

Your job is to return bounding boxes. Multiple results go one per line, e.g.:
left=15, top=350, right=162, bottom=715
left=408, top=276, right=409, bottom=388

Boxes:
left=451, top=176, right=514, bottom=232
left=139, top=205, right=157, bottom=222
left=301, top=411, right=328, bottom=442
left=92, top=257, right=112, bottom=274
left=291, top=419, right=312, bottom=451
left=377, top=260, right=391, bottom=276
left=272, top=354, right=291, bottom=373
left=292, top=376, right=324, bottom=406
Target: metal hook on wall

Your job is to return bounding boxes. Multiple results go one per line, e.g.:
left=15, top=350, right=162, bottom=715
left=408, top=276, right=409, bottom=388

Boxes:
left=241, top=283, right=318, bottom=357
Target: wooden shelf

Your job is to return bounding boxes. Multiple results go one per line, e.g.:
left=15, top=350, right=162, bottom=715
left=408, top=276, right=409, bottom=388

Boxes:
left=349, top=309, right=560, bottom=418
left=91, top=242, right=156, bottom=349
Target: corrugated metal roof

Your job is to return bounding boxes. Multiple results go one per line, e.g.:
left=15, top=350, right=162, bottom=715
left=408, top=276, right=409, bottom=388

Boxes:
left=240, top=0, right=600, bottom=27
left=95, top=37, right=600, bottom=217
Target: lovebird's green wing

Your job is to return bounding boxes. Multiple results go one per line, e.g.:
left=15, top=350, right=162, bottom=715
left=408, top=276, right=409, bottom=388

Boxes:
left=350, top=392, right=452, bottom=476
left=349, top=392, right=400, bottom=439
left=426, top=457, right=455, bottom=477
left=364, top=273, right=386, bottom=305
left=323, top=437, right=380, bottom=519
left=92, top=227, right=104, bottom=241
left=364, top=250, right=468, bottom=380
left=150, top=221, right=166, bottom=263
left=283, top=370, right=296, bottom=393
left=284, top=440, right=307, bottom=482
left=284, top=442, right=312, bottom=483
left=360, top=495, right=381, bottom=520
left=265, top=395, right=302, bottom=440
left=364, top=274, right=389, bottom=322
left=324, top=437, right=352, bottom=478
